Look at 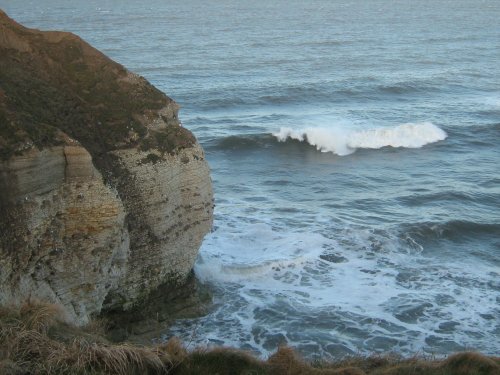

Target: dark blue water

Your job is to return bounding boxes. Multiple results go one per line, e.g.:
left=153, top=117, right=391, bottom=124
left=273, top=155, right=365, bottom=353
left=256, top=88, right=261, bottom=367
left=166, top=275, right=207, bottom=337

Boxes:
left=3, top=0, right=499, bottom=359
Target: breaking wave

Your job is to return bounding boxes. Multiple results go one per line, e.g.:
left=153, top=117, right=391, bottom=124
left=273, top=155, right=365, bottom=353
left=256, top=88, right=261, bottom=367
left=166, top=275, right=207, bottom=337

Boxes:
left=399, top=220, right=500, bottom=242
left=273, top=122, right=447, bottom=155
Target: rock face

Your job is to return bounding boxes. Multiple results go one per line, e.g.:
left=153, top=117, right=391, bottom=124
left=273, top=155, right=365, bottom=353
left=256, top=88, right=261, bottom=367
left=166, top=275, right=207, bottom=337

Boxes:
left=0, top=10, right=213, bottom=324
left=0, top=145, right=129, bottom=324
left=104, top=145, right=213, bottom=311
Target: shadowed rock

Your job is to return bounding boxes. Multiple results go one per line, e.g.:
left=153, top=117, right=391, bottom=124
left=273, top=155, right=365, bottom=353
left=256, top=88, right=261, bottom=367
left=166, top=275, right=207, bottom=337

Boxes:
left=0, top=10, right=213, bottom=325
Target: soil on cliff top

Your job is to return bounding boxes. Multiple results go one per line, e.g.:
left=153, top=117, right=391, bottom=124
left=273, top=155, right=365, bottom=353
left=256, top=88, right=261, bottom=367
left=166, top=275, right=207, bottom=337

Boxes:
left=0, top=9, right=195, bottom=165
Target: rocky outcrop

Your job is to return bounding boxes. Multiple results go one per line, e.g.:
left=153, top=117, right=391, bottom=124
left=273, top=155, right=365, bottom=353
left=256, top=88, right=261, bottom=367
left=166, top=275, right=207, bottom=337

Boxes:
left=0, top=144, right=129, bottom=324
left=0, top=10, right=213, bottom=325
left=103, top=145, right=212, bottom=311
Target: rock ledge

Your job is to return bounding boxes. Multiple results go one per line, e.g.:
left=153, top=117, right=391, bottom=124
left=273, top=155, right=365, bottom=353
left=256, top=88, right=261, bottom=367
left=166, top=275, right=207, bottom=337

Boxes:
left=0, top=10, right=213, bottom=325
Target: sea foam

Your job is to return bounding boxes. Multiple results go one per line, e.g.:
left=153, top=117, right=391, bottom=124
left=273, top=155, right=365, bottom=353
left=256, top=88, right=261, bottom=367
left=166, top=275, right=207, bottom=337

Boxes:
left=273, top=122, right=447, bottom=155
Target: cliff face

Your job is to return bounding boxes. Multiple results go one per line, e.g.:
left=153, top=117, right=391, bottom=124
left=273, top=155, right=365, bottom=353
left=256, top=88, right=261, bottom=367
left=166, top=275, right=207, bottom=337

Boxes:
left=0, top=144, right=130, bottom=324
left=0, top=10, right=213, bottom=324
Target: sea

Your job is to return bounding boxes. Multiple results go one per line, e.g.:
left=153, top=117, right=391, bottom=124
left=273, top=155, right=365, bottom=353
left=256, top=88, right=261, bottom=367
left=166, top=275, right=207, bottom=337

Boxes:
left=3, top=0, right=499, bottom=359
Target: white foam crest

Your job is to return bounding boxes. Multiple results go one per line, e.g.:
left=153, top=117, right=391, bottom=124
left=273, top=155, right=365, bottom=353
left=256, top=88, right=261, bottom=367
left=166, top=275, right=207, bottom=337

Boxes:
left=273, top=122, right=447, bottom=155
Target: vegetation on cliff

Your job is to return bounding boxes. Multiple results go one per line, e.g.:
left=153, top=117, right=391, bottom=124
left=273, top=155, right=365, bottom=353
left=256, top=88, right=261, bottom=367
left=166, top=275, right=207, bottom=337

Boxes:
left=0, top=9, right=195, bottom=163
left=0, top=10, right=213, bottom=326
left=0, top=302, right=498, bottom=375
left=0, top=10, right=496, bottom=375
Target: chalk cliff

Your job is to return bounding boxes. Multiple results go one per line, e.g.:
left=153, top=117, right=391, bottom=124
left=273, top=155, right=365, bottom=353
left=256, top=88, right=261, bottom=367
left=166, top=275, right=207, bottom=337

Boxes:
left=0, top=10, right=213, bottom=325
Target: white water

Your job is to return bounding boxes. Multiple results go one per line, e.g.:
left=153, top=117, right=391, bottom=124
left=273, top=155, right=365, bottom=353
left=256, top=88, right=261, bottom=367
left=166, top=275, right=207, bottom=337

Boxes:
left=172, top=219, right=499, bottom=357
left=6, top=0, right=498, bottom=360
left=274, top=122, right=447, bottom=155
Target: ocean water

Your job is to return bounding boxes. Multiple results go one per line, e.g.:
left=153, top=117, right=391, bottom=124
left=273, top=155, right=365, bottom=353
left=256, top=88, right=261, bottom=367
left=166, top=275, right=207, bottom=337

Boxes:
left=3, top=0, right=499, bottom=359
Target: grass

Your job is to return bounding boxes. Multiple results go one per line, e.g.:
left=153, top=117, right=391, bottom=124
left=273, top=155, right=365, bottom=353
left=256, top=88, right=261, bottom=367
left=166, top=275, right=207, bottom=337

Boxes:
left=0, top=302, right=173, bottom=374
left=0, top=11, right=196, bottom=163
left=0, top=302, right=499, bottom=374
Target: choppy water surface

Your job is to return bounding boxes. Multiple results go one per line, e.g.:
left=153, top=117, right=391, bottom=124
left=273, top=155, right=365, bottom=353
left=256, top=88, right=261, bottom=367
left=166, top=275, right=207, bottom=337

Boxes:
left=4, top=0, right=499, bottom=359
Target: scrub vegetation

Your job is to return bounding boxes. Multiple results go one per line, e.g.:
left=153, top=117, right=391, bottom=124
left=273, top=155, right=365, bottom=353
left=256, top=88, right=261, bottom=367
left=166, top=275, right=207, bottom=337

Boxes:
left=0, top=10, right=195, bottom=162
left=0, top=302, right=498, bottom=375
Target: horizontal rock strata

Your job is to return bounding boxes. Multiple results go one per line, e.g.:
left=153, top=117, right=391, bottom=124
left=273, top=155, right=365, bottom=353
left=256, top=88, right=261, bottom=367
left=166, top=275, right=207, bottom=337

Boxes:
left=0, top=10, right=213, bottom=325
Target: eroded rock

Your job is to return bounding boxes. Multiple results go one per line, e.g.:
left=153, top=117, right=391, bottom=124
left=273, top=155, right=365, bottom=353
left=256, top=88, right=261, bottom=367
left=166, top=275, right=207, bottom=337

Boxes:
left=0, top=10, right=213, bottom=325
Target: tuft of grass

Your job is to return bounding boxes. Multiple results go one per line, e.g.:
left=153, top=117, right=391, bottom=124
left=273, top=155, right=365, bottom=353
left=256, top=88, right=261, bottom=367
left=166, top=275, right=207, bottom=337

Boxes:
left=1, top=302, right=499, bottom=375
left=159, top=337, right=188, bottom=365
left=0, top=302, right=173, bottom=374
left=268, top=346, right=365, bottom=375
left=440, top=352, right=500, bottom=375
left=46, top=338, right=167, bottom=375
left=172, top=347, right=269, bottom=375
left=19, top=300, right=65, bottom=333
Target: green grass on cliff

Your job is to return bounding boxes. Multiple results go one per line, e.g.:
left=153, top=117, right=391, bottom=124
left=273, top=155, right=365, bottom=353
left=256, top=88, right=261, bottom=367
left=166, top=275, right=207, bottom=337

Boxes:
left=0, top=11, right=196, bottom=162
left=0, top=302, right=499, bottom=375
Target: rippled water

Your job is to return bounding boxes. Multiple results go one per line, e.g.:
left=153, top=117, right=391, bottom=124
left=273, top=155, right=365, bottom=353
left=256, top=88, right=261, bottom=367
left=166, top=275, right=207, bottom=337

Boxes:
left=4, top=0, right=499, bottom=359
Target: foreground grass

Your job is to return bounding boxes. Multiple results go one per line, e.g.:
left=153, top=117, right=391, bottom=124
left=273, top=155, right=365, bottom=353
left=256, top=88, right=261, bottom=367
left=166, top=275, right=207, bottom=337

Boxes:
left=0, top=302, right=498, bottom=374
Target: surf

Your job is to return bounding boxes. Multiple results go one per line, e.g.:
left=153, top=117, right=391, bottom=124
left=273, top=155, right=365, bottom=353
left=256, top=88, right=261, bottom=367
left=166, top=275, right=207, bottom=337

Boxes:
left=273, top=122, right=447, bottom=156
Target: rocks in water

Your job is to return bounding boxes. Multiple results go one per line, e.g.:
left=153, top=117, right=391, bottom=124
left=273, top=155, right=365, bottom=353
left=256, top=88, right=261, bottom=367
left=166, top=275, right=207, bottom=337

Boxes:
left=320, top=253, right=348, bottom=263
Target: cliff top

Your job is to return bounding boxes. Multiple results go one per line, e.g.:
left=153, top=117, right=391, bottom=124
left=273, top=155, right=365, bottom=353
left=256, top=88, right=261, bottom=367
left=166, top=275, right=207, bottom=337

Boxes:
left=0, top=10, right=195, bottom=161
left=2, top=302, right=500, bottom=375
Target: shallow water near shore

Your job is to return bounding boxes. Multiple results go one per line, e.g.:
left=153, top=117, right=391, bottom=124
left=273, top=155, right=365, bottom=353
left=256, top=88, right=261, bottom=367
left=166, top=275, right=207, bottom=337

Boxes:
left=4, top=0, right=499, bottom=359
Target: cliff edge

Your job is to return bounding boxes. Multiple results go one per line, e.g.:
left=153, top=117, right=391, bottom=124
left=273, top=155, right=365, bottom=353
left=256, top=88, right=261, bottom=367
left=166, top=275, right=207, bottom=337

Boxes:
left=0, top=10, right=213, bottom=325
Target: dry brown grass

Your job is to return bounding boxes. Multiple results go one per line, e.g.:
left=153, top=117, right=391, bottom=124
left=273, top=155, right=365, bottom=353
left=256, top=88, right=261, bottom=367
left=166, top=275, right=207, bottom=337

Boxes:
left=171, top=346, right=268, bottom=375
left=19, top=300, right=65, bottom=333
left=268, top=346, right=365, bottom=375
left=47, top=338, right=166, bottom=374
left=1, top=302, right=499, bottom=375
left=159, top=337, right=189, bottom=365
left=439, top=352, right=500, bottom=375
left=0, top=302, right=173, bottom=374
